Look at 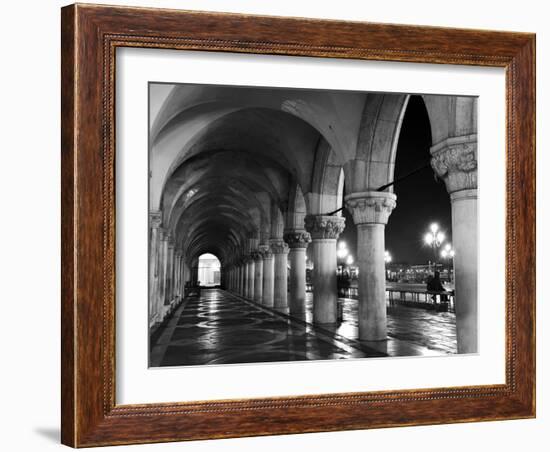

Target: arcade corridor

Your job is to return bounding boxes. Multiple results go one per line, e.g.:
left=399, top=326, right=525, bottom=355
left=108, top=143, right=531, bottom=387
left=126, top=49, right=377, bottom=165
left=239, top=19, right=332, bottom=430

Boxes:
left=148, top=82, right=478, bottom=363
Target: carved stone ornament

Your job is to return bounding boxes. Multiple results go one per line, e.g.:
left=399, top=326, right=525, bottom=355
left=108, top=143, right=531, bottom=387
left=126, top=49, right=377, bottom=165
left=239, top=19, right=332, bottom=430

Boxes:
left=283, top=230, right=312, bottom=249
left=304, top=215, right=345, bottom=240
left=431, top=138, right=478, bottom=193
left=149, top=210, right=162, bottom=228
left=166, top=232, right=175, bottom=248
left=244, top=254, right=255, bottom=263
left=251, top=250, right=263, bottom=262
left=159, top=228, right=169, bottom=241
left=269, top=240, right=289, bottom=255
left=259, top=244, right=273, bottom=260
left=344, top=191, right=397, bottom=225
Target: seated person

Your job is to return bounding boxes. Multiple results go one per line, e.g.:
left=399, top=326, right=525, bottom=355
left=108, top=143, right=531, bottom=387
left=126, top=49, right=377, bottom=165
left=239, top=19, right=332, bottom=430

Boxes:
left=426, top=271, right=448, bottom=303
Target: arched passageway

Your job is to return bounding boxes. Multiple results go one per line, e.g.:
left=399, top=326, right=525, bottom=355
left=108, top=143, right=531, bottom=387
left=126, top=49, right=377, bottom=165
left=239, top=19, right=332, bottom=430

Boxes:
left=197, top=253, right=221, bottom=287
left=148, top=83, right=478, bottom=366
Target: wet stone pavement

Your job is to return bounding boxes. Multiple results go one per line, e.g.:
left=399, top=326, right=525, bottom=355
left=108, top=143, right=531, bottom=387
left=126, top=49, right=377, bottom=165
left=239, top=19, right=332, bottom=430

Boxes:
left=150, top=288, right=457, bottom=367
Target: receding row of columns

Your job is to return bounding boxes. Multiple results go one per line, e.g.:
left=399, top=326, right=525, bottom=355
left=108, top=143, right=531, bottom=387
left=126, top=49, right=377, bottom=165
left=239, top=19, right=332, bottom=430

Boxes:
left=148, top=213, right=191, bottom=327
left=225, top=204, right=391, bottom=343
left=226, top=214, right=349, bottom=324
left=227, top=240, right=289, bottom=309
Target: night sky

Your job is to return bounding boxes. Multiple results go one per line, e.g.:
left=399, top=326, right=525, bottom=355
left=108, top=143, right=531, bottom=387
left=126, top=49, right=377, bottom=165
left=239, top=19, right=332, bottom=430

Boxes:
left=340, top=95, right=452, bottom=265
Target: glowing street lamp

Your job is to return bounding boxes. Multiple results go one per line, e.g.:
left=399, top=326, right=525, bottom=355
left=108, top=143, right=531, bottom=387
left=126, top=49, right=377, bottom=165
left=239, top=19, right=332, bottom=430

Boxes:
left=337, top=241, right=349, bottom=259
left=440, top=243, right=455, bottom=260
left=336, top=241, right=350, bottom=275
left=384, top=250, right=392, bottom=280
left=424, top=223, right=445, bottom=272
left=346, top=255, right=354, bottom=265
left=440, top=243, right=455, bottom=283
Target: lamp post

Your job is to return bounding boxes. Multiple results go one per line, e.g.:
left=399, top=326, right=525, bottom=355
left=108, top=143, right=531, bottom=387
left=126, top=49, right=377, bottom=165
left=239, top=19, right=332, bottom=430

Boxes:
left=424, top=223, right=445, bottom=274
left=440, top=243, right=455, bottom=283
left=337, top=241, right=349, bottom=274
left=336, top=241, right=352, bottom=297
left=384, top=250, right=392, bottom=280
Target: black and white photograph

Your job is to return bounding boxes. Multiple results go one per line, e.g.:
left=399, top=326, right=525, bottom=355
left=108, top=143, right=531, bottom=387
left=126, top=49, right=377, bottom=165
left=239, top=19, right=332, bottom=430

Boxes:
left=148, top=83, right=478, bottom=367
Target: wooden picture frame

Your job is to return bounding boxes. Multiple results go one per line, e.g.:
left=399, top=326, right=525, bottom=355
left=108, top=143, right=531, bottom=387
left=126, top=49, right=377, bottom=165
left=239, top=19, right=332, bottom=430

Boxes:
left=61, top=3, right=536, bottom=447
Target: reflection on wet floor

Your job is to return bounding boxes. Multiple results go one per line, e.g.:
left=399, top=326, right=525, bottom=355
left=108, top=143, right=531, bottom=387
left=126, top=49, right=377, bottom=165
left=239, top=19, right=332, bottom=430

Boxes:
left=150, top=288, right=457, bottom=367
left=304, top=293, right=458, bottom=356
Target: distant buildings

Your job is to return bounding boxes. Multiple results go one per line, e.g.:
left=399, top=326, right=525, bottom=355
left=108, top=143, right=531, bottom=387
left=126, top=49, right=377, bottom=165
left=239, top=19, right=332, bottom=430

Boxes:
left=386, top=262, right=453, bottom=283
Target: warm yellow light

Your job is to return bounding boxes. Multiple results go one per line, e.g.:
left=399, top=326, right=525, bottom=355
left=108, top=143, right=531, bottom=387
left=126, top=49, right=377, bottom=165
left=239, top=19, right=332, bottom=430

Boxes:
left=346, top=255, right=354, bottom=265
left=430, top=223, right=439, bottom=233
left=437, top=232, right=445, bottom=243
left=424, top=233, right=434, bottom=245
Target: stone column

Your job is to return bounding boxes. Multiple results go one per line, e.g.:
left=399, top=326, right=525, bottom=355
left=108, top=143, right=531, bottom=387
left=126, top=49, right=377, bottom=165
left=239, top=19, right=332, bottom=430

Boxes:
left=174, top=251, right=181, bottom=298
left=261, top=247, right=274, bottom=307
left=271, top=240, right=289, bottom=311
left=182, top=260, right=189, bottom=290
left=239, top=263, right=245, bottom=296
left=248, top=257, right=255, bottom=300
left=305, top=215, right=345, bottom=324
left=284, top=230, right=311, bottom=315
left=158, top=230, right=168, bottom=311
left=431, top=135, right=478, bottom=353
left=148, top=212, right=162, bottom=325
left=243, top=260, right=249, bottom=297
left=345, top=192, right=396, bottom=341
left=190, top=258, right=198, bottom=285
left=253, top=251, right=263, bottom=303
left=165, top=235, right=175, bottom=305
left=244, top=259, right=249, bottom=296
left=180, top=256, right=185, bottom=293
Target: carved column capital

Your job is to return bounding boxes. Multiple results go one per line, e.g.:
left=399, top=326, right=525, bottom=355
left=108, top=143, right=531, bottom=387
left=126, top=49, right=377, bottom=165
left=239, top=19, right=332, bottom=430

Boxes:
left=304, top=215, right=345, bottom=240
left=269, top=239, right=289, bottom=255
left=251, top=250, right=263, bottom=262
left=149, top=210, right=162, bottom=228
left=430, top=135, right=478, bottom=194
left=344, top=191, right=397, bottom=225
left=162, top=231, right=174, bottom=248
left=259, top=244, right=273, bottom=260
left=283, top=230, right=311, bottom=249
